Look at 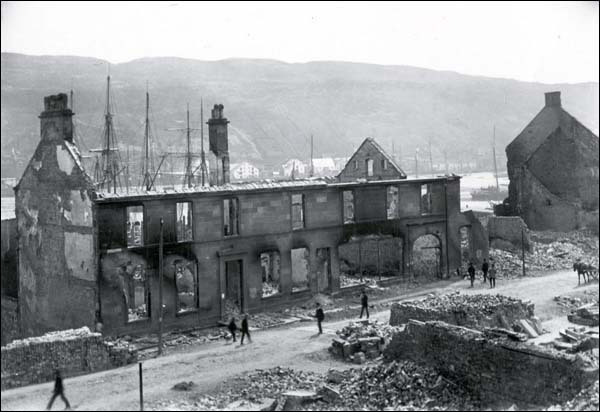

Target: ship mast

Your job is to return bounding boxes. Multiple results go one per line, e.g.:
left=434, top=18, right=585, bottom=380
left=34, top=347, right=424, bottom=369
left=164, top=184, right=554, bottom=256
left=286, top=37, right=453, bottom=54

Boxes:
left=95, top=75, right=122, bottom=193
left=141, top=83, right=156, bottom=191
left=200, top=98, right=208, bottom=186
left=183, top=103, right=193, bottom=188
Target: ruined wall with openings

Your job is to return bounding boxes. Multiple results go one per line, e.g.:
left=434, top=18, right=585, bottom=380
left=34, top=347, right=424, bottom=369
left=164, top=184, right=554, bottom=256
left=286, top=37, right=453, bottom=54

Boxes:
left=15, top=94, right=97, bottom=338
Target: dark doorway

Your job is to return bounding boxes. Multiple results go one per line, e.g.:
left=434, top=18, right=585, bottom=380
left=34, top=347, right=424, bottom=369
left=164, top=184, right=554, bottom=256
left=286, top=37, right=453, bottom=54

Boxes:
left=225, top=259, right=243, bottom=310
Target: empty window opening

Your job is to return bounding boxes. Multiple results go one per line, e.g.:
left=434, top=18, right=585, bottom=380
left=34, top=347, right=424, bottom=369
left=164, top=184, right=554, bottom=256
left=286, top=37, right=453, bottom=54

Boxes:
left=291, top=247, right=310, bottom=292
left=411, top=234, right=441, bottom=279
left=291, top=194, right=304, bottom=230
left=176, top=202, right=193, bottom=242
left=382, top=159, right=388, bottom=170
left=366, top=159, right=374, bottom=176
left=174, top=258, right=198, bottom=313
left=354, top=159, right=359, bottom=170
left=338, top=236, right=403, bottom=288
left=120, top=261, right=149, bottom=322
left=225, top=259, right=243, bottom=311
left=421, top=183, right=433, bottom=215
left=260, top=251, right=281, bottom=298
left=223, top=198, right=239, bottom=236
left=343, top=190, right=355, bottom=224
left=127, top=206, right=144, bottom=247
left=316, top=247, right=332, bottom=293
left=387, top=186, right=399, bottom=219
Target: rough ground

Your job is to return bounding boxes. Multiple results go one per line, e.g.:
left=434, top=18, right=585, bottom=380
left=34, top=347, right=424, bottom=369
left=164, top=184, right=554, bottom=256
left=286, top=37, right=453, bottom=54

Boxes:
left=1, top=270, right=598, bottom=411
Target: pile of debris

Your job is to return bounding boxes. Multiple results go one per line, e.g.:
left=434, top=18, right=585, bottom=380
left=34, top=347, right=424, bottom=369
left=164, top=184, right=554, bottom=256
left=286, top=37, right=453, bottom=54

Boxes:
left=568, top=303, right=600, bottom=327
left=339, top=274, right=377, bottom=288
left=548, top=327, right=600, bottom=353
left=554, top=292, right=599, bottom=312
left=546, top=380, right=600, bottom=411
left=2, top=326, right=98, bottom=349
left=389, top=291, right=535, bottom=331
left=489, top=230, right=599, bottom=276
left=316, top=361, right=479, bottom=411
left=329, top=320, right=398, bottom=363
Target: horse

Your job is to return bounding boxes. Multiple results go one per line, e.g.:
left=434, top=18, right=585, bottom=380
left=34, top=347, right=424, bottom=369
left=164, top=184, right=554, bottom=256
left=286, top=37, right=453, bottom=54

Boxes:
left=573, top=261, right=589, bottom=285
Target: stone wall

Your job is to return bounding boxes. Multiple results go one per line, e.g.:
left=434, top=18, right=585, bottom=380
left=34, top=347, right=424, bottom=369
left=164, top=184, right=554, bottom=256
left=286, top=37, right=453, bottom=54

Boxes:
left=487, top=216, right=531, bottom=252
left=384, top=320, right=598, bottom=406
left=389, top=293, right=534, bottom=329
left=1, top=327, right=136, bottom=390
left=1, top=296, right=19, bottom=346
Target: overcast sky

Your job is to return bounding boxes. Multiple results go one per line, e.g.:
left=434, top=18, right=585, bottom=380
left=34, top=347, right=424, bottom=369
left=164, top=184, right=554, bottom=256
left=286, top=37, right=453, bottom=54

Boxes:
left=1, top=1, right=598, bottom=84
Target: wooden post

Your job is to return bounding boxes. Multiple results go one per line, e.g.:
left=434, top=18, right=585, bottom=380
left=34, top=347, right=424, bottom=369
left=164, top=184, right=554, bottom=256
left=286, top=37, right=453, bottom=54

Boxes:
left=521, top=226, right=526, bottom=277
left=377, top=239, right=381, bottom=281
left=158, top=218, right=164, bottom=355
left=139, top=362, right=144, bottom=411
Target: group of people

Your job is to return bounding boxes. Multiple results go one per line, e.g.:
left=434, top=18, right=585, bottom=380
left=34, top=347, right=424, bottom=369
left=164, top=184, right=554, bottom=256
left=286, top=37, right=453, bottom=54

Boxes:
left=466, top=258, right=497, bottom=288
left=227, top=313, right=252, bottom=344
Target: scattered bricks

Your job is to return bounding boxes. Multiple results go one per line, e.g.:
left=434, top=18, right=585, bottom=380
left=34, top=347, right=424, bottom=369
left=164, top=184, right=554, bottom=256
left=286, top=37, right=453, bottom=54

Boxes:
left=318, top=385, right=342, bottom=403
left=281, top=390, right=318, bottom=411
left=342, top=342, right=355, bottom=359
left=226, top=399, right=277, bottom=411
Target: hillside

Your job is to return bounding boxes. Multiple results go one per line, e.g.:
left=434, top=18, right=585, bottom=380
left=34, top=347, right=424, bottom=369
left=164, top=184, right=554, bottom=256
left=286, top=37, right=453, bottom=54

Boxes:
left=1, top=52, right=598, bottom=178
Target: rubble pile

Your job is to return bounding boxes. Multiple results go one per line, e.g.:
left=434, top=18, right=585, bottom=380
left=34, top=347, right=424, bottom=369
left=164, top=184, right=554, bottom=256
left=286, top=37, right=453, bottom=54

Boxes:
left=547, top=326, right=600, bottom=352
left=339, top=274, right=377, bottom=288
left=320, top=361, right=479, bottom=411
left=489, top=231, right=599, bottom=276
left=389, top=291, right=535, bottom=330
left=329, top=320, right=398, bottom=363
left=261, top=281, right=280, bottom=298
left=546, top=380, right=600, bottom=411
left=554, top=291, right=599, bottom=313
left=568, top=303, right=600, bottom=327
left=2, top=326, right=98, bottom=349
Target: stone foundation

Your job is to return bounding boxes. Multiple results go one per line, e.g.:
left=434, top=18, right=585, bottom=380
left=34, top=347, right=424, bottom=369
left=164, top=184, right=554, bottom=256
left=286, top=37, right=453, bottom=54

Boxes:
left=1, top=327, right=136, bottom=390
left=384, top=320, right=598, bottom=406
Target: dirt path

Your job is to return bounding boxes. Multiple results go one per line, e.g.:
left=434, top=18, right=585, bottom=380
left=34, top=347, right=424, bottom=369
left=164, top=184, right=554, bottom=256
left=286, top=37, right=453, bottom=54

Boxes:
left=2, top=270, right=596, bottom=411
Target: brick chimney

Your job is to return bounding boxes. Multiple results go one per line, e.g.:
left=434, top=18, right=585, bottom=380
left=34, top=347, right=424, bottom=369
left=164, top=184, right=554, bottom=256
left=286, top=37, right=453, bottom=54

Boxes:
left=207, top=104, right=230, bottom=185
left=39, top=93, right=74, bottom=143
left=544, top=91, right=561, bottom=108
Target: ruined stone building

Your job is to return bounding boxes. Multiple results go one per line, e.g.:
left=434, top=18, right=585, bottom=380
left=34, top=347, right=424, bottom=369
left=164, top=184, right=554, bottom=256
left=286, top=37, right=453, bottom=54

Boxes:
left=10, top=93, right=487, bottom=339
left=503, top=91, right=599, bottom=232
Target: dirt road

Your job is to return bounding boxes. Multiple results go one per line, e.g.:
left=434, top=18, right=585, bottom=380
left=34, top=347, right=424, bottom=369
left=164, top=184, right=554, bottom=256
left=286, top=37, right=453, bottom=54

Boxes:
left=1, top=270, right=596, bottom=411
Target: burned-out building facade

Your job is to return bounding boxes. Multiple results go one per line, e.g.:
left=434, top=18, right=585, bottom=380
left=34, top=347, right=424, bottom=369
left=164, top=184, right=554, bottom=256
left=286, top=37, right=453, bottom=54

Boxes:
left=502, top=91, right=599, bottom=232
left=13, top=93, right=487, bottom=339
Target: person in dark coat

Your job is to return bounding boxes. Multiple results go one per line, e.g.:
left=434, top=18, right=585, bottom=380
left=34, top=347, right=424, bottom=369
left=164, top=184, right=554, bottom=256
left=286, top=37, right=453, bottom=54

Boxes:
left=46, top=369, right=71, bottom=410
left=489, top=263, right=497, bottom=289
left=467, top=262, right=476, bottom=288
left=481, top=258, right=489, bottom=283
left=240, top=314, right=251, bottom=345
left=315, top=303, right=325, bottom=334
left=359, top=290, right=369, bottom=319
left=228, top=317, right=238, bottom=342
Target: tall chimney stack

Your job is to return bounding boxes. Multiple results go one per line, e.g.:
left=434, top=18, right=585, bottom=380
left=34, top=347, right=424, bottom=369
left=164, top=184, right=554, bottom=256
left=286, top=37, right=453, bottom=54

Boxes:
left=39, top=93, right=74, bottom=143
left=544, top=91, right=561, bottom=108
left=207, top=104, right=230, bottom=185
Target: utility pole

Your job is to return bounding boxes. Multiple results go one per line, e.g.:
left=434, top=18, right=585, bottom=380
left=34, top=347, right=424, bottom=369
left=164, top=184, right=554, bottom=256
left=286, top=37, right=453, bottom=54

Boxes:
left=200, top=98, right=207, bottom=187
left=443, top=149, right=449, bottom=175
left=126, top=145, right=130, bottom=194
left=521, top=226, right=526, bottom=277
left=414, top=149, right=419, bottom=178
left=139, top=362, right=144, bottom=411
left=158, top=218, right=164, bottom=355
left=185, top=103, right=192, bottom=188
left=310, top=134, right=314, bottom=178
left=142, top=84, right=152, bottom=191
left=428, top=138, right=434, bottom=177
left=492, top=124, right=499, bottom=191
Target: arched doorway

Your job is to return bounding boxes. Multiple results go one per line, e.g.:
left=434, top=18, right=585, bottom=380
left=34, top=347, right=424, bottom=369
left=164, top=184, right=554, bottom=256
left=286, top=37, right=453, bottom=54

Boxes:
left=411, top=234, right=442, bottom=279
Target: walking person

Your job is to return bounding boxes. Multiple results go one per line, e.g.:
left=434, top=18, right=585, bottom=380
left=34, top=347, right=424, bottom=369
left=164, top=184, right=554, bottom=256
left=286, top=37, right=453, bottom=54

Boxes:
left=489, top=262, right=497, bottom=289
left=467, top=262, right=475, bottom=288
left=46, top=369, right=71, bottom=410
left=481, top=258, right=489, bottom=284
left=240, top=314, right=251, bottom=345
left=228, top=317, right=238, bottom=343
left=359, top=289, right=369, bottom=319
left=315, top=303, right=325, bottom=335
